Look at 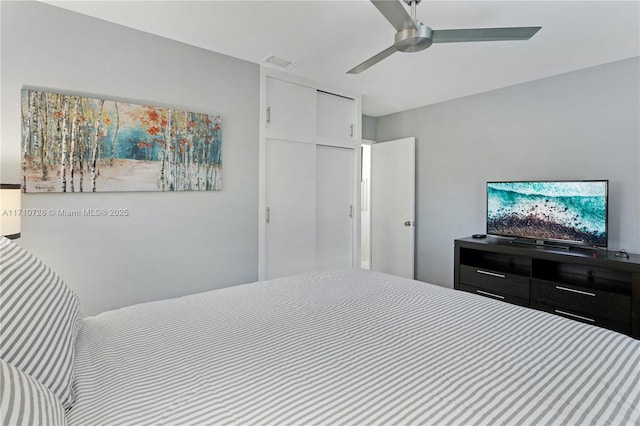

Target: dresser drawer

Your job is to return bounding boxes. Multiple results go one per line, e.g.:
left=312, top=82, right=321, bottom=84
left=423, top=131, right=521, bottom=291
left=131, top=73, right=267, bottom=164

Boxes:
left=459, top=283, right=529, bottom=307
left=459, top=265, right=529, bottom=300
left=531, top=302, right=631, bottom=335
left=530, top=279, right=630, bottom=323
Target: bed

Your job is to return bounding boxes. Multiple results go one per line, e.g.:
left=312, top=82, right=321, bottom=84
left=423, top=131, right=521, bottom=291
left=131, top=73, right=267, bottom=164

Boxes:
left=1, top=236, right=639, bottom=426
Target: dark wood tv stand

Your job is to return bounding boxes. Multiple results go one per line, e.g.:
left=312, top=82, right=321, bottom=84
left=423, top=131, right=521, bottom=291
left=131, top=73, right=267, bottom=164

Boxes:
left=454, top=236, right=640, bottom=339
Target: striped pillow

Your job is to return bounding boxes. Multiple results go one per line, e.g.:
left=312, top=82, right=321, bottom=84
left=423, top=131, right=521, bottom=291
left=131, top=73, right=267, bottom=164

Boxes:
left=0, top=237, right=80, bottom=410
left=0, top=358, right=67, bottom=426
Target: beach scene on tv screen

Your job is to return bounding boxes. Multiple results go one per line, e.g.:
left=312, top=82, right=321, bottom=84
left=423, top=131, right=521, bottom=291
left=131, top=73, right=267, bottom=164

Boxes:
left=487, top=181, right=607, bottom=246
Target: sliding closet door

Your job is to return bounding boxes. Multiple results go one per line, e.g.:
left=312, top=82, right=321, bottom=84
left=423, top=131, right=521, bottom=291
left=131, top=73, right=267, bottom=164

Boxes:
left=265, top=139, right=317, bottom=279
left=316, top=145, right=354, bottom=270
left=265, top=77, right=316, bottom=137
left=316, top=91, right=355, bottom=141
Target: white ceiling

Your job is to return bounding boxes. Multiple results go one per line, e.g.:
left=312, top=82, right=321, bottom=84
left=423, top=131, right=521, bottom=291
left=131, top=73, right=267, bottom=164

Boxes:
left=44, top=0, right=640, bottom=117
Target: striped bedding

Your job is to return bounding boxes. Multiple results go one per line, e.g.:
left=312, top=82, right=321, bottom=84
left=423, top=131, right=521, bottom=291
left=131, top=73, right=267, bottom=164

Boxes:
left=67, top=269, right=640, bottom=426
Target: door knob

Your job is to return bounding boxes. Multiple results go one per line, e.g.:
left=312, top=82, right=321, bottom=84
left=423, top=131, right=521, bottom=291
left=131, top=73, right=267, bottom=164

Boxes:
left=404, top=221, right=412, bottom=227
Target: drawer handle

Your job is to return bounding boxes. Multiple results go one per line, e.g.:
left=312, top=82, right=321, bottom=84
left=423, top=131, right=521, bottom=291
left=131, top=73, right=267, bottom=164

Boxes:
left=476, top=289, right=505, bottom=300
left=554, top=309, right=595, bottom=323
left=555, top=286, right=595, bottom=297
left=476, top=270, right=505, bottom=279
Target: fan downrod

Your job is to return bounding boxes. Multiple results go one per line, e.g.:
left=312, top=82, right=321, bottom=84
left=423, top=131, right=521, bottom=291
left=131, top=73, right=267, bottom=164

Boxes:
left=403, top=0, right=422, bottom=20
left=396, top=0, right=432, bottom=53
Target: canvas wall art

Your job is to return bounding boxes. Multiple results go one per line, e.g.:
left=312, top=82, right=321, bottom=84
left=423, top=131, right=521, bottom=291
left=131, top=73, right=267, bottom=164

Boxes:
left=21, top=89, right=222, bottom=192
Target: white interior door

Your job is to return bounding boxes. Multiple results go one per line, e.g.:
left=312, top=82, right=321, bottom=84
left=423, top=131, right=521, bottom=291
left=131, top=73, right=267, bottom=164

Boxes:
left=371, top=137, right=415, bottom=279
left=265, top=139, right=316, bottom=279
left=316, top=145, right=354, bottom=270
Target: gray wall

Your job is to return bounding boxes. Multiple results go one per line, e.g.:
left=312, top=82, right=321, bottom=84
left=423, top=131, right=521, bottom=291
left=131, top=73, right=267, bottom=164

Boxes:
left=1, top=1, right=260, bottom=316
left=362, top=115, right=377, bottom=141
left=376, top=57, right=640, bottom=288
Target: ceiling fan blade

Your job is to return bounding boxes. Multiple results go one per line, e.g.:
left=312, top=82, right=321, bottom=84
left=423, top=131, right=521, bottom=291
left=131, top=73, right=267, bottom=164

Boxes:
left=371, top=0, right=417, bottom=32
left=432, top=27, right=541, bottom=43
left=347, top=45, right=397, bottom=74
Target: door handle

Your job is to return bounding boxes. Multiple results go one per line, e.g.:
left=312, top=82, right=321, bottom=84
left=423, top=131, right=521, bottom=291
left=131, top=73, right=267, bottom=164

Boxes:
left=404, top=221, right=413, bottom=227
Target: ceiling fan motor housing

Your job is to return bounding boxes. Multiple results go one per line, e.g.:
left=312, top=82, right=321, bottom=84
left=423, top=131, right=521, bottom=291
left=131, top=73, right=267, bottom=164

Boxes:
left=395, top=21, right=433, bottom=52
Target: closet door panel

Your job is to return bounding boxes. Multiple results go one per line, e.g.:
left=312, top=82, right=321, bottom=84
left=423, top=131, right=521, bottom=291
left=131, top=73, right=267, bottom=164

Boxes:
left=316, top=91, right=355, bottom=141
left=316, top=145, right=354, bottom=270
left=266, top=77, right=316, bottom=137
left=265, top=139, right=317, bottom=279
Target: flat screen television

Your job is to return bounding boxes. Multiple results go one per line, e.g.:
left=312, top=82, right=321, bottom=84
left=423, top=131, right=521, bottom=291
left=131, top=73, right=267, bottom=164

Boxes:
left=486, top=180, right=608, bottom=248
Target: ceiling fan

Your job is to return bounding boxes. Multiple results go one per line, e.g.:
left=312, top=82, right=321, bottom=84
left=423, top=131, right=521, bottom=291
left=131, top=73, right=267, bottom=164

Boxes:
left=348, top=0, right=541, bottom=74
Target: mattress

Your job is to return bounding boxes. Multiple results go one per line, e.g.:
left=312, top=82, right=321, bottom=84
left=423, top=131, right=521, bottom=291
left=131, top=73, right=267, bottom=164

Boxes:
left=67, top=269, right=640, bottom=425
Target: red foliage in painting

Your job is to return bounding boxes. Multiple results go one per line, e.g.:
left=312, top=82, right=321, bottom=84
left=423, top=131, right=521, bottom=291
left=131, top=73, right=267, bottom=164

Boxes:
left=147, top=109, right=160, bottom=123
left=188, top=120, right=195, bottom=127
left=148, top=126, right=160, bottom=136
left=214, top=125, right=221, bottom=131
left=54, top=110, right=63, bottom=119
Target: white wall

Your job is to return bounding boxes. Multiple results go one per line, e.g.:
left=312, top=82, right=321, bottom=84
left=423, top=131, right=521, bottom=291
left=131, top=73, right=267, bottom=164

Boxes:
left=375, top=57, right=640, bottom=288
left=1, top=1, right=260, bottom=316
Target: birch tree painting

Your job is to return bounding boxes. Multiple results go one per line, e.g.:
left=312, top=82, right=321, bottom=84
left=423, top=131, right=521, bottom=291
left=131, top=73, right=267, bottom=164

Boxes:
left=21, top=89, right=222, bottom=192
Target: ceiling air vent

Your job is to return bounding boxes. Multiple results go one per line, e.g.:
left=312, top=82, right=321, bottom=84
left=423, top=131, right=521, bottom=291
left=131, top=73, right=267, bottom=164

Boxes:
left=261, top=54, right=297, bottom=70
